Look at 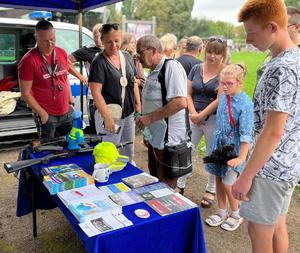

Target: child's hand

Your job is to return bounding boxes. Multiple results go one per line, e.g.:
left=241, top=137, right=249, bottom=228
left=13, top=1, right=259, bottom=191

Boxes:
left=227, top=157, right=244, bottom=169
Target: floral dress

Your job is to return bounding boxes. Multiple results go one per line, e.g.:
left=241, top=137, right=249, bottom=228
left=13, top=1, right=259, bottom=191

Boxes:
left=205, top=92, right=253, bottom=177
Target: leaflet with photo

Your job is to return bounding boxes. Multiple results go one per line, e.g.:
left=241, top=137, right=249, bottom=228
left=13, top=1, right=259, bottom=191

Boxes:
left=79, top=210, right=133, bottom=237
left=122, top=172, right=158, bottom=188
left=133, top=182, right=175, bottom=200
left=68, top=196, right=122, bottom=222
left=109, top=191, right=144, bottom=206
left=57, top=184, right=106, bottom=206
left=145, top=193, right=198, bottom=216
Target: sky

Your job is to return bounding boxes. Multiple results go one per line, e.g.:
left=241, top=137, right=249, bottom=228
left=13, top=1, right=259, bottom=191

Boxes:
left=192, top=0, right=245, bottom=25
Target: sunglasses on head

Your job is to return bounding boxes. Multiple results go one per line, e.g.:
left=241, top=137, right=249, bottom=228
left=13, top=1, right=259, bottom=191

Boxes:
left=236, top=64, right=245, bottom=71
left=101, top=23, right=119, bottom=32
left=208, top=37, right=226, bottom=44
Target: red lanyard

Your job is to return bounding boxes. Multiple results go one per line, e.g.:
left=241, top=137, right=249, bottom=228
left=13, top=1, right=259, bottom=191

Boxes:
left=227, top=95, right=235, bottom=129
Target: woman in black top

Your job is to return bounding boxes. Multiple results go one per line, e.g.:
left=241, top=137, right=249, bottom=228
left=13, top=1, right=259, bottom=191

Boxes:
left=89, top=24, right=141, bottom=162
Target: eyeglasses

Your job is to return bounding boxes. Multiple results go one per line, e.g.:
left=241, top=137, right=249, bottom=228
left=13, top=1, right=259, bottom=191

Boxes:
left=288, top=23, right=298, bottom=28
left=101, top=23, right=119, bottom=32
left=208, top=37, right=227, bottom=44
left=220, top=80, right=237, bottom=87
left=136, top=47, right=151, bottom=59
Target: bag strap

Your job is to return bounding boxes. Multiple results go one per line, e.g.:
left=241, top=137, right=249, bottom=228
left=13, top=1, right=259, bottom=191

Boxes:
left=157, top=58, right=191, bottom=144
left=119, top=50, right=127, bottom=110
left=226, top=95, right=235, bottom=129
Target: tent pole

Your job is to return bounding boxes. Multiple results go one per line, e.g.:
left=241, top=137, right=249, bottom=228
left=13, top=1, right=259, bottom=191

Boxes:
left=79, top=6, right=84, bottom=115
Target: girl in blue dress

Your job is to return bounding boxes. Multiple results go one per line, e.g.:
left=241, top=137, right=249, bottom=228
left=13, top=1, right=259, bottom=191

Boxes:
left=205, top=64, right=253, bottom=231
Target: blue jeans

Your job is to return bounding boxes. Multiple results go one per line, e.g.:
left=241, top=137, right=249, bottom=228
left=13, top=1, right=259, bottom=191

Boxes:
left=34, top=106, right=73, bottom=139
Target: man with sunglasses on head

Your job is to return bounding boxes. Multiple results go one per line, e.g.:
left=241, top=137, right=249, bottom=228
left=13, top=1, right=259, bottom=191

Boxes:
left=136, top=35, right=188, bottom=188
left=68, top=23, right=103, bottom=134
left=19, top=19, right=73, bottom=139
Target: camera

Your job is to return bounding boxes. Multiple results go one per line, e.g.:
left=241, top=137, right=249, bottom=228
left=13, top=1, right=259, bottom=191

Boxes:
left=203, top=144, right=237, bottom=166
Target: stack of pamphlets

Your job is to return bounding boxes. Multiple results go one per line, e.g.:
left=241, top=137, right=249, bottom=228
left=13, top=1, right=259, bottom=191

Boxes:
left=43, top=163, right=94, bottom=194
left=41, top=163, right=81, bottom=176
left=122, top=172, right=158, bottom=188
left=79, top=211, right=133, bottom=237
left=58, top=185, right=133, bottom=237
left=145, top=193, right=198, bottom=216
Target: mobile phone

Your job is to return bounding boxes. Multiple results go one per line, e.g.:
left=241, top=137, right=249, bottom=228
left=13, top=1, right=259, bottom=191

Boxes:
left=102, top=122, right=121, bottom=134
left=115, top=124, right=121, bottom=134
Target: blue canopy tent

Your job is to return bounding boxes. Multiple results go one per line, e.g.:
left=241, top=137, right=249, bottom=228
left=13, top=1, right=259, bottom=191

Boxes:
left=0, top=0, right=123, bottom=112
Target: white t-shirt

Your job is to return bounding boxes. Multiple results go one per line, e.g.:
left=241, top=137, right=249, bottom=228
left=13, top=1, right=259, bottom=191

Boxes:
left=252, top=47, right=300, bottom=182
left=142, top=56, right=187, bottom=149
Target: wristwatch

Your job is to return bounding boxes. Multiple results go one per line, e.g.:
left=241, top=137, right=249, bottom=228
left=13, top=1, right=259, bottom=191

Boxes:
left=69, top=102, right=75, bottom=106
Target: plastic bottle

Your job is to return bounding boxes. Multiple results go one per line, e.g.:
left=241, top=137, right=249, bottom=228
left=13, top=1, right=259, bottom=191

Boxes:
left=142, top=127, right=152, bottom=141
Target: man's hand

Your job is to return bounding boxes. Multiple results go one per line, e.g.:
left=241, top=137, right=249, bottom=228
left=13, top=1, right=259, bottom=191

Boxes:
left=40, top=112, right=49, bottom=125
left=232, top=174, right=253, bottom=201
left=136, top=114, right=152, bottom=129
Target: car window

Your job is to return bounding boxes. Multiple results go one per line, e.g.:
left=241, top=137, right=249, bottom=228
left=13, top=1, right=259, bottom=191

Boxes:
left=55, top=29, right=93, bottom=54
left=0, top=32, right=17, bottom=63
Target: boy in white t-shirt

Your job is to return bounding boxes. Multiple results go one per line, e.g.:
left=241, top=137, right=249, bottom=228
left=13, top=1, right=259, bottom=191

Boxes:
left=233, top=1, right=300, bottom=253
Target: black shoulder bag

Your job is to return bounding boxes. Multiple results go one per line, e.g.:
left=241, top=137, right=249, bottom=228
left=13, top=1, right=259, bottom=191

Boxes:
left=157, top=59, right=193, bottom=178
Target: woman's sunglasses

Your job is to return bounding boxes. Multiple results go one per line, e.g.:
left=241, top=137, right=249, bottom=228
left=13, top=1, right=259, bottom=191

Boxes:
left=208, top=37, right=226, bottom=44
left=101, top=23, right=119, bottom=32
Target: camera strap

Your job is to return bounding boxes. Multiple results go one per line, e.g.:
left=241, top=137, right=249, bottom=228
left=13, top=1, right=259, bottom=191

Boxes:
left=157, top=58, right=191, bottom=144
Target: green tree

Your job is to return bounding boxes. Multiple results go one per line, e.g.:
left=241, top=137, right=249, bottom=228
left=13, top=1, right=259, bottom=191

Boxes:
left=107, top=4, right=122, bottom=23
left=285, top=0, right=300, bottom=8
left=122, top=0, right=138, bottom=19
left=133, top=0, right=194, bottom=37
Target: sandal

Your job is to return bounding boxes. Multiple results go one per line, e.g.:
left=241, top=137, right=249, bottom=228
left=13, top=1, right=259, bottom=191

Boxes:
left=221, top=215, right=244, bottom=231
left=205, top=213, right=227, bottom=227
left=176, top=187, right=185, bottom=195
left=200, top=191, right=215, bottom=208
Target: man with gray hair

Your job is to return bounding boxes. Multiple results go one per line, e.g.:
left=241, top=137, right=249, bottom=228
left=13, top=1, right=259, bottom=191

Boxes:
left=176, top=35, right=203, bottom=77
left=287, top=6, right=300, bottom=46
left=136, top=35, right=190, bottom=188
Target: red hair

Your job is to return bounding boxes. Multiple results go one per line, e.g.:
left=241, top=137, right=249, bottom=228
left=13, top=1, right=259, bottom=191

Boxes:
left=238, top=0, right=287, bottom=29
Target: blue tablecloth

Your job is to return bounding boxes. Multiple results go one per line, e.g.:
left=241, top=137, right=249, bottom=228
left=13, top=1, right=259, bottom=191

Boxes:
left=16, top=152, right=206, bottom=253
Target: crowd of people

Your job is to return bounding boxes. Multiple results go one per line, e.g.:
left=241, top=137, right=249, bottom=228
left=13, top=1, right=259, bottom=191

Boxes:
left=18, top=1, right=300, bottom=253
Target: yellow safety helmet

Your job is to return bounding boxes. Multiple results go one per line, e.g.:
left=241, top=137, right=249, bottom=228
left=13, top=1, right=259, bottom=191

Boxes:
left=93, top=142, right=129, bottom=172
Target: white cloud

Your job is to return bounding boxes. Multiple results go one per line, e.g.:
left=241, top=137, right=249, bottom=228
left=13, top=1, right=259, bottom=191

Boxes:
left=192, top=0, right=245, bottom=25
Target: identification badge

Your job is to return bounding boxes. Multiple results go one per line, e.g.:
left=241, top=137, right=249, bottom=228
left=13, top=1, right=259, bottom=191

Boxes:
left=120, top=76, right=128, bottom=87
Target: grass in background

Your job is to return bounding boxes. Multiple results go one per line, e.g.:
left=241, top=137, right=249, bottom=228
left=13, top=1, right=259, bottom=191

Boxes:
left=196, top=51, right=267, bottom=155
left=230, top=51, right=267, bottom=97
